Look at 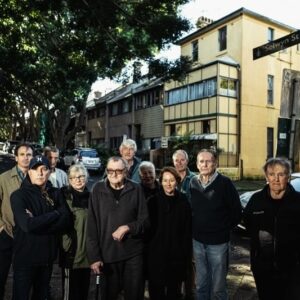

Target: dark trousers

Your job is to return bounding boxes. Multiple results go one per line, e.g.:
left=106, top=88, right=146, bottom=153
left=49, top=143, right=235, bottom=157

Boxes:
left=0, top=231, right=13, bottom=300
left=148, top=280, right=182, bottom=300
left=104, top=254, right=144, bottom=300
left=63, top=268, right=90, bottom=300
left=252, top=265, right=295, bottom=300
left=12, top=265, right=52, bottom=300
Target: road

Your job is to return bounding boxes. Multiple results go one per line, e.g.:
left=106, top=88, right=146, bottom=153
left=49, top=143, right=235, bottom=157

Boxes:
left=0, top=152, right=258, bottom=299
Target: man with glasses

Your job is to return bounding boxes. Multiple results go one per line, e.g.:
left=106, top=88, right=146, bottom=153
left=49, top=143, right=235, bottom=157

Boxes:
left=190, top=149, right=241, bottom=300
left=87, top=156, right=149, bottom=300
left=0, top=143, right=33, bottom=299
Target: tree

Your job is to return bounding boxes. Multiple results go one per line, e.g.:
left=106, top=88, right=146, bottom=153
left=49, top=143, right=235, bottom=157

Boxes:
left=0, top=0, right=192, bottom=148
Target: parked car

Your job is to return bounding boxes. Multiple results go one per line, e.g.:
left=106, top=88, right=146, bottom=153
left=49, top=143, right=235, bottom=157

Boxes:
left=3, top=140, right=21, bottom=154
left=239, top=173, right=300, bottom=229
left=29, top=143, right=43, bottom=155
left=64, top=148, right=102, bottom=172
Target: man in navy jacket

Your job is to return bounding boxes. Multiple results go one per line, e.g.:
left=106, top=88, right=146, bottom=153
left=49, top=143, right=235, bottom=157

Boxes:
left=190, top=149, right=241, bottom=300
left=10, top=155, right=72, bottom=300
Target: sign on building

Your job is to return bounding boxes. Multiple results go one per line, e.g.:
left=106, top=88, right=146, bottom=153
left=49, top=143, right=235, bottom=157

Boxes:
left=161, top=137, right=168, bottom=148
left=253, top=30, right=300, bottom=60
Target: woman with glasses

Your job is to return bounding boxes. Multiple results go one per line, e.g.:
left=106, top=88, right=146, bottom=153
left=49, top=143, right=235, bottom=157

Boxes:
left=60, top=164, right=90, bottom=300
left=146, top=166, right=192, bottom=300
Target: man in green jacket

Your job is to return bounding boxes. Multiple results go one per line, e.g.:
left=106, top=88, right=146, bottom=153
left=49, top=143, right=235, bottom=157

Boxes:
left=0, top=143, right=33, bottom=300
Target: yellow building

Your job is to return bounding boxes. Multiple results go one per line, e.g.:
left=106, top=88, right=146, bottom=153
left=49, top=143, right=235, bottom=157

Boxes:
left=164, top=7, right=300, bottom=178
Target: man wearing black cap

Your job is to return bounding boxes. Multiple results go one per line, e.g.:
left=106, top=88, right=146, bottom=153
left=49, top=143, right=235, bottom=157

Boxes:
left=10, top=155, right=72, bottom=300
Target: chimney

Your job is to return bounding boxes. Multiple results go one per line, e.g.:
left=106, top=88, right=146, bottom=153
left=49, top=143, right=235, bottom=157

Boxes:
left=196, top=16, right=213, bottom=29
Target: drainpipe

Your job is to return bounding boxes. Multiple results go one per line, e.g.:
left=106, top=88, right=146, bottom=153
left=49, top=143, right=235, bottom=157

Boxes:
left=288, top=79, right=299, bottom=169
left=237, top=64, right=243, bottom=179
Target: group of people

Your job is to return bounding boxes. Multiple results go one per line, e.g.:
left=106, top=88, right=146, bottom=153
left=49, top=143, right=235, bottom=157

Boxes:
left=0, top=139, right=300, bottom=300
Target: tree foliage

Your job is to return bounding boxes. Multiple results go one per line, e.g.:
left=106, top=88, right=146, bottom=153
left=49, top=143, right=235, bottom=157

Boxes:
left=0, top=0, right=192, bottom=147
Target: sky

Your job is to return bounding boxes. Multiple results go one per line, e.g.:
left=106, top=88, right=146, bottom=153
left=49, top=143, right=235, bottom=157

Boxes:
left=92, top=0, right=299, bottom=95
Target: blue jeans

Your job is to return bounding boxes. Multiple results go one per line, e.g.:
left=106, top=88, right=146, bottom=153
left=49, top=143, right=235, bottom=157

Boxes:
left=193, top=240, right=229, bottom=300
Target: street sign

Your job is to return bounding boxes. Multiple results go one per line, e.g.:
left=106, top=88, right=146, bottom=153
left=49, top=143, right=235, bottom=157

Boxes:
left=253, top=30, right=300, bottom=60
left=161, top=136, right=168, bottom=148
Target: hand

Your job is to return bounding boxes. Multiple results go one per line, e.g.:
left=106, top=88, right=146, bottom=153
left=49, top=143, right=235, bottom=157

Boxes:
left=25, top=209, right=33, bottom=217
left=112, top=225, right=130, bottom=242
left=90, top=261, right=103, bottom=274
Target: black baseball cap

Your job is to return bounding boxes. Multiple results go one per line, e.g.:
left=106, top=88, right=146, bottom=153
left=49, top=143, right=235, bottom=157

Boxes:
left=29, top=155, right=50, bottom=170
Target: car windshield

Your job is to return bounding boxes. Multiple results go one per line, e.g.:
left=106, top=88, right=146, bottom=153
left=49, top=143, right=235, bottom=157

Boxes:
left=290, top=178, right=300, bottom=192
left=80, top=150, right=98, bottom=158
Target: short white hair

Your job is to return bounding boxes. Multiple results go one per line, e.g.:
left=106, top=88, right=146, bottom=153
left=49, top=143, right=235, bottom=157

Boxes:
left=139, top=161, right=155, bottom=175
left=119, top=139, right=137, bottom=152
left=172, top=149, right=189, bottom=161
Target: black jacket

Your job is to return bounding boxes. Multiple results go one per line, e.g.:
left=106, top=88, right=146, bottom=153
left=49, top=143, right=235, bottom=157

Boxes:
left=10, top=177, right=72, bottom=268
left=190, top=173, right=242, bottom=244
left=86, top=178, right=149, bottom=264
left=243, top=184, right=300, bottom=271
left=146, top=189, right=192, bottom=284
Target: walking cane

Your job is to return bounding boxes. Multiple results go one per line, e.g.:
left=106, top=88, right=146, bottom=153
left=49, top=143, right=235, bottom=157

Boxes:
left=95, top=273, right=101, bottom=300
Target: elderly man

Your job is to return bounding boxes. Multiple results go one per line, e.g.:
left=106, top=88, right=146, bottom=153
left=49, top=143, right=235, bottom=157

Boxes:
left=190, top=149, right=241, bottom=300
left=10, top=155, right=72, bottom=300
left=0, top=143, right=33, bottom=299
left=244, top=158, right=300, bottom=299
left=172, top=149, right=195, bottom=201
left=119, top=139, right=141, bottom=182
left=44, top=146, right=68, bottom=188
left=172, top=149, right=196, bottom=300
left=87, top=156, right=148, bottom=300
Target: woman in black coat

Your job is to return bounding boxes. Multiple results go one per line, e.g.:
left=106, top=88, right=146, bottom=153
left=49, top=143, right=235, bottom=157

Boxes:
left=146, top=166, right=192, bottom=300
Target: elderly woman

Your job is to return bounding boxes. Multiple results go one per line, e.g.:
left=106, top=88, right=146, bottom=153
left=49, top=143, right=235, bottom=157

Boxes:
left=60, top=164, right=90, bottom=300
left=243, top=157, right=300, bottom=300
left=146, top=166, right=192, bottom=300
left=138, top=161, right=160, bottom=201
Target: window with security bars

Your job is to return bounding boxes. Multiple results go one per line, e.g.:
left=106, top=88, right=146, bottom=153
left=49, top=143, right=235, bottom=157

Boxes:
left=267, top=75, right=274, bottom=105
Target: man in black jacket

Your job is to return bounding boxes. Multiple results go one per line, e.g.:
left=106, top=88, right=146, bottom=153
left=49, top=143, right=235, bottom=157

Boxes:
left=190, top=149, right=241, bottom=300
left=87, top=156, right=149, bottom=300
left=10, top=155, right=72, bottom=300
left=244, top=157, right=300, bottom=299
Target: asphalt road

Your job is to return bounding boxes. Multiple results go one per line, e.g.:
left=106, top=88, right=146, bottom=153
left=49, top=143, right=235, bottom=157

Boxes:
left=0, top=152, right=258, bottom=299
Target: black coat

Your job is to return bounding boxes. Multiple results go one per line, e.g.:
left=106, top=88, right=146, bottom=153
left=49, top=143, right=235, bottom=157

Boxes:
left=243, top=184, right=300, bottom=272
left=146, top=189, right=192, bottom=285
left=86, top=179, right=149, bottom=264
left=11, top=177, right=72, bottom=268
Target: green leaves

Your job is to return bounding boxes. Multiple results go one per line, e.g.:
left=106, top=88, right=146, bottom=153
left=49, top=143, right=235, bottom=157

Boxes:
left=0, top=0, right=192, bottom=145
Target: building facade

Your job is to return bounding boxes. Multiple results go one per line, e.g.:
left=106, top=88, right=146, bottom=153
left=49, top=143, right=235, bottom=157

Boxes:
left=85, top=77, right=164, bottom=154
left=164, top=7, right=300, bottom=177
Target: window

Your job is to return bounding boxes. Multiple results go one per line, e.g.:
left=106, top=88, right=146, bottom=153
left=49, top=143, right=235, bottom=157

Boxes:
left=268, top=27, right=274, bottom=42
left=166, top=78, right=217, bottom=105
left=111, top=103, right=119, bottom=116
left=192, top=40, right=199, bottom=62
left=267, top=75, right=274, bottom=105
left=220, top=78, right=237, bottom=97
left=97, top=107, right=105, bottom=117
left=267, top=127, right=274, bottom=158
left=121, top=100, right=130, bottom=113
left=218, top=26, right=227, bottom=51
left=203, top=120, right=211, bottom=133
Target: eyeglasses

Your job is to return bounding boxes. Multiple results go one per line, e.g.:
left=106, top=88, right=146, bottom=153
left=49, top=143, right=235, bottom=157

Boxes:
left=69, top=175, right=86, bottom=181
left=106, top=169, right=125, bottom=175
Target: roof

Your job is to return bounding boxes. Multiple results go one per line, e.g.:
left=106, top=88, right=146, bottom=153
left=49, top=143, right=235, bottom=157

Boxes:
left=177, top=7, right=296, bottom=45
